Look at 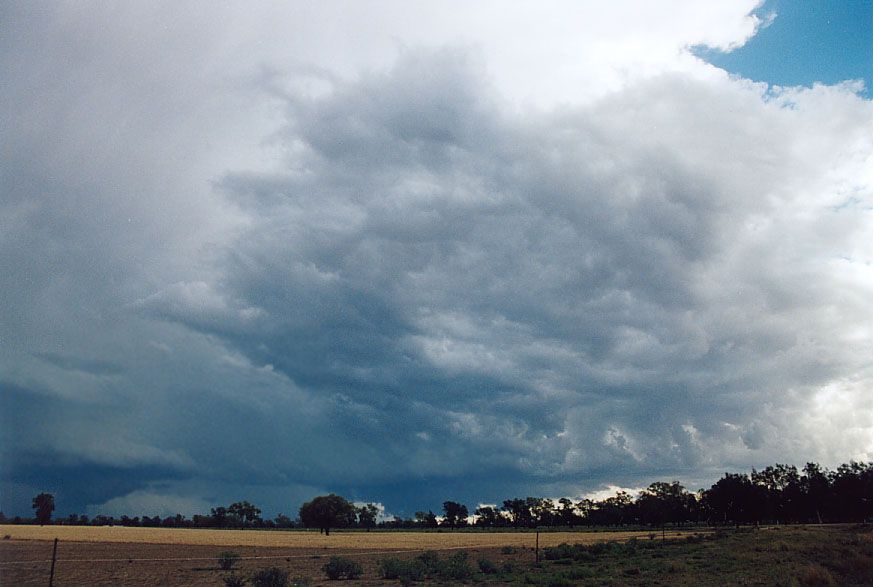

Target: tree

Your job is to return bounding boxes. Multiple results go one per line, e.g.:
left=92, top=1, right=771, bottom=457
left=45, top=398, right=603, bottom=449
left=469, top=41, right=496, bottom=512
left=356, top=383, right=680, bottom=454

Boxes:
left=637, top=481, right=695, bottom=527
left=558, top=498, right=578, bottom=527
left=801, top=462, right=831, bottom=523
left=299, top=494, right=356, bottom=536
left=228, top=501, right=262, bottom=526
left=32, top=493, right=54, bottom=525
left=702, top=473, right=763, bottom=526
left=357, top=503, right=379, bottom=531
left=502, top=498, right=530, bottom=528
left=527, top=497, right=555, bottom=527
left=442, top=501, right=469, bottom=529
left=414, top=510, right=438, bottom=528
left=474, top=505, right=501, bottom=527
left=210, top=506, right=229, bottom=528
left=274, top=513, right=294, bottom=528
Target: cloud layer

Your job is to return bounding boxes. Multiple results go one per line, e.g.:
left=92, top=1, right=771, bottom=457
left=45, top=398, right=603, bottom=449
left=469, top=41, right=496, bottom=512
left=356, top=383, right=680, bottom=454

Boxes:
left=2, top=1, right=871, bottom=517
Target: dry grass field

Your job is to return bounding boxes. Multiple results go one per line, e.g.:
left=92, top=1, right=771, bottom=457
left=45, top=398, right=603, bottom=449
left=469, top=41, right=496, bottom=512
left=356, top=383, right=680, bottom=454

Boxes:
left=0, top=524, right=693, bottom=549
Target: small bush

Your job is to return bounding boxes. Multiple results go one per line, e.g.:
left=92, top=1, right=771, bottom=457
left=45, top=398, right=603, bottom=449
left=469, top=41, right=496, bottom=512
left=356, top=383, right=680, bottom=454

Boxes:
left=323, top=556, right=362, bottom=580
left=416, top=550, right=441, bottom=572
left=378, top=557, right=427, bottom=584
left=478, top=557, right=499, bottom=574
left=439, top=551, right=473, bottom=581
left=544, top=543, right=574, bottom=560
left=224, top=574, right=246, bottom=587
left=500, top=545, right=516, bottom=554
left=251, top=567, right=289, bottom=587
left=565, top=567, right=594, bottom=580
left=378, top=558, right=404, bottom=580
left=219, top=551, right=241, bottom=570
left=798, top=564, right=837, bottom=586
left=667, top=561, right=687, bottom=573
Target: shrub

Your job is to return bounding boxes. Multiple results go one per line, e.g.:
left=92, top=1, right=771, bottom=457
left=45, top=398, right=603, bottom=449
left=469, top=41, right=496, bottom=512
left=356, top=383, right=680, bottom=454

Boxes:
left=378, top=557, right=427, bottom=584
left=224, top=574, right=246, bottom=587
left=219, top=551, right=241, bottom=570
left=478, top=557, right=499, bottom=574
left=378, top=558, right=404, bottom=580
left=565, top=567, right=594, bottom=580
left=416, top=550, right=441, bottom=573
left=500, top=545, right=516, bottom=554
left=322, top=556, right=363, bottom=580
left=438, top=551, right=473, bottom=581
left=544, top=543, right=574, bottom=560
left=798, top=564, right=836, bottom=586
left=251, top=567, right=289, bottom=587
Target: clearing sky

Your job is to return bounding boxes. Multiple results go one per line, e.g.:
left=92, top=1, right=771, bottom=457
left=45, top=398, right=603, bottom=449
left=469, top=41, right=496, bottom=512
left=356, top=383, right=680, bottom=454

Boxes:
left=1, top=1, right=872, bottom=519
left=695, top=0, right=873, bottom=93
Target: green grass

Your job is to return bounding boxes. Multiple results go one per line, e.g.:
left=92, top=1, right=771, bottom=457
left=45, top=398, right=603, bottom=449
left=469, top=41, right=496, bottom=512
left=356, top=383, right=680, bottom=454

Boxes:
left=472, top=525, right=873, bottom=586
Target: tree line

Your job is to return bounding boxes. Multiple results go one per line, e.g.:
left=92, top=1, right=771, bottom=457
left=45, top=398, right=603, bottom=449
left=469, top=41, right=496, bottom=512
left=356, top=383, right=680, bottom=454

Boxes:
left=5, top=460, right=870, bottom=530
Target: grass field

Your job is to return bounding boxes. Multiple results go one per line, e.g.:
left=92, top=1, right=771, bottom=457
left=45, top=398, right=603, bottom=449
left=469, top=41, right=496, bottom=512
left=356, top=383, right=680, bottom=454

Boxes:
left=0, top=524, right=697, bottom=549
left=1, top=524, right=871, bottom=585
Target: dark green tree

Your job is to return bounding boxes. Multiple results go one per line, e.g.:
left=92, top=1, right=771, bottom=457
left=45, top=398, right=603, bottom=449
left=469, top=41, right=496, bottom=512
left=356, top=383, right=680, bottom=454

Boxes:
left=228, top=501, right=262, bottom=526
left=637, top=481, right=695, bottom=527
left=473, top=505, right=501, bottom=527
left=702, top=473, right=763, bottom=526
left=357, top=503, right=379, bottom=531
left=414, top=510, right=438, bottom=528
left=299, top=494, right=356, bottom=536
left=210, top=506, right=229, bottom=528
left=800, top=462, right=831, bottom=523
left=557, top=498, right=577, bottom=527
left=501, top=498, right=530, bottom=528
left=32, top=493, right=54, bottom=525
left=442, top=501, right=468, bottom=529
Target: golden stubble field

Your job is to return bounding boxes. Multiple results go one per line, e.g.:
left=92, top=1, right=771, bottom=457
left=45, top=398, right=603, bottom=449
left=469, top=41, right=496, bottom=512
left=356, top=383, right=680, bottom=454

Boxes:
left=0, top=524, right=692, bottom=548
left=0, top=525, right=703, bottom=586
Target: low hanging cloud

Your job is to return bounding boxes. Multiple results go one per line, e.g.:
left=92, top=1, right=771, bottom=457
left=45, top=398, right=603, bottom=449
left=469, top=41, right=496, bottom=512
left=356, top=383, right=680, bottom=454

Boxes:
left=1, top=2, right=871, bottom=517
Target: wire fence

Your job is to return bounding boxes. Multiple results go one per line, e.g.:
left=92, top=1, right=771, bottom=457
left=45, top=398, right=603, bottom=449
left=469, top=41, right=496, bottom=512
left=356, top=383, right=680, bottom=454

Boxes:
left=0, top=542, right=502, bottom=566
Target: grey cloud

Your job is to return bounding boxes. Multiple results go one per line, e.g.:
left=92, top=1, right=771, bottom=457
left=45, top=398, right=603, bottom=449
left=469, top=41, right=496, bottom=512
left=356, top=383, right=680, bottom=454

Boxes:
left=180, top=51, right=872, bottom=498
left=2, top=4, right=871, bottom=518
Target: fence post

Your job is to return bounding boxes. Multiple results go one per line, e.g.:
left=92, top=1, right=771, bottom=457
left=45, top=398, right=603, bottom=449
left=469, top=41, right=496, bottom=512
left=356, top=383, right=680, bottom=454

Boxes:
left=535, top=531, right=540, bottom=563
left=49, top=537, right=58, bottom=587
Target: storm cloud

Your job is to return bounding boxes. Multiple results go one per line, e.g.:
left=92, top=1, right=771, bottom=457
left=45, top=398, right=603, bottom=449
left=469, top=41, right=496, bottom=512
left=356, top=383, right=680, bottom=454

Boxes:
left=2, top=1, right=871, bottom=517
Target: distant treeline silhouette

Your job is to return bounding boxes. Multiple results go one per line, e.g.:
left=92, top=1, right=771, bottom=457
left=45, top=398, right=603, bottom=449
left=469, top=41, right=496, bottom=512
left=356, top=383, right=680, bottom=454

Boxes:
left=5, top=461, right=870, bottom=530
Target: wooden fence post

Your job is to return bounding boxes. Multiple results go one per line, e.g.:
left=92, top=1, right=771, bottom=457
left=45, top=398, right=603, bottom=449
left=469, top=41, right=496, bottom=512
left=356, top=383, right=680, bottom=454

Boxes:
left=48, top=537, right=58, bottom=587
left=535, top=531, right=540, bottom=563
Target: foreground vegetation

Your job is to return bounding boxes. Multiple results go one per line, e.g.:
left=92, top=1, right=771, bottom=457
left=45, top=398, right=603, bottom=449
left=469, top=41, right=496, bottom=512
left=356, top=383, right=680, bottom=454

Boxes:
left=519, top=525, right=873, bottom=586
left=368, top=525, right=873, bottom=586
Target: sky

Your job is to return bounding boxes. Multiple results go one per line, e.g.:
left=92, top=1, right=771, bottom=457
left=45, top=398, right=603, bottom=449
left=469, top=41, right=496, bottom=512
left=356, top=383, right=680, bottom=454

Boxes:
left=696, top=0, right=873, bottom=94
left=1, top=1, right=872, bottom=520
